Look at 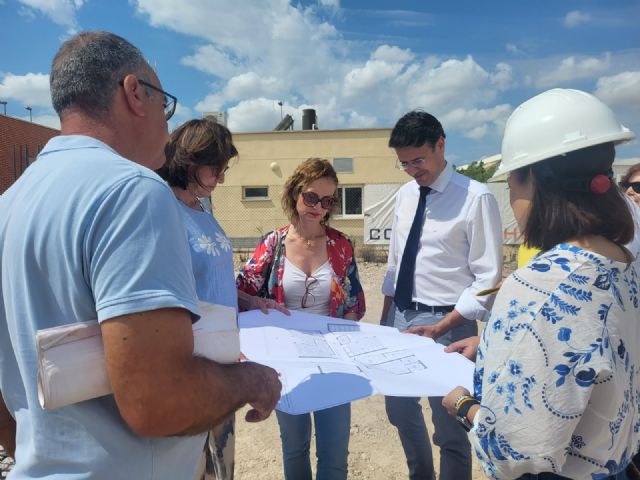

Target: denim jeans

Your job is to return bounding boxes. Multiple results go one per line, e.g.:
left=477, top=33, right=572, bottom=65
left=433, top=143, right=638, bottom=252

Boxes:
left=276, top=403, right=351, bottom=480
left=385, top=306, right=477, bottom=480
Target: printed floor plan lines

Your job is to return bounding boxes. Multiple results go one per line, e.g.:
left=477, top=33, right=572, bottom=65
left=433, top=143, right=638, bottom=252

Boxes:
left=290, top=330, right=337, bottom=358
left=357, top=350, right=427, bottom=375
left=335, top=333, right=386, bottom=357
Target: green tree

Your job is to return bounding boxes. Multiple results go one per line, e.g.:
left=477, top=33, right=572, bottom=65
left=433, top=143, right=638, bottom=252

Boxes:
left=454, top=161, right=498, bottom=183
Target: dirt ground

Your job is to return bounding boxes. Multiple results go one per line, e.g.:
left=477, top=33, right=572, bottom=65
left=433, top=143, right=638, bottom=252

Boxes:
left=234, top=261, right=487, bottom=479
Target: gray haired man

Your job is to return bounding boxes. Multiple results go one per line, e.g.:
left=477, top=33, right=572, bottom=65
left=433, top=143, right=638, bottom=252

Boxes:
left=0, top=31, right=281, bottom=479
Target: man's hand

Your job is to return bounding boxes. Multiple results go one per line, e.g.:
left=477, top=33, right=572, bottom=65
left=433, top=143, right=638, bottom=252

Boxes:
left=406, top=324, right=442, bottom=340
left=242, top=363, right=282, bottom=422
left=444, top=336, right=480, bottom=361
left=442, top=386, right=471, bottom=416
left=405, top=309, right=466, bottom=341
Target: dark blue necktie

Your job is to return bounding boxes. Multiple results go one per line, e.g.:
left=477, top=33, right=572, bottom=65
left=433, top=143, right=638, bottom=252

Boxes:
left=394, top=186, right=431, bottom=312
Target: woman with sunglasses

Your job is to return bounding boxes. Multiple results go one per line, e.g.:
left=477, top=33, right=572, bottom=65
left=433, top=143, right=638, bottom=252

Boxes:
left=237, top=157, right=366, bottom=480
left=157, top=118, right=285, bottom=480
left=620, top=163, right=640, bottom=206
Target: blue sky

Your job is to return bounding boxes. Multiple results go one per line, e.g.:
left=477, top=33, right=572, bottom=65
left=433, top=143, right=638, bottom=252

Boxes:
left=1, top=0, right=639, bottom=165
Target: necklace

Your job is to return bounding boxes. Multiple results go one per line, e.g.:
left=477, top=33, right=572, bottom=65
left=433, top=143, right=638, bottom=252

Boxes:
left=191, top=192, right=206, bottom=212
left=292, top=226, right=325, bottom=249
left=173, top=187, right=205, bottom=212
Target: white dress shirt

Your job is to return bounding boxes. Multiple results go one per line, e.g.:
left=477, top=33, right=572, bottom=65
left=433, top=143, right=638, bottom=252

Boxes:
left=382, top=164, right=503, bottom=320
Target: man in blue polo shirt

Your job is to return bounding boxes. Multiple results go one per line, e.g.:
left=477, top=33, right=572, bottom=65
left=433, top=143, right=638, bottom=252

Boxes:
left=0, top=31, right=281, bottom=479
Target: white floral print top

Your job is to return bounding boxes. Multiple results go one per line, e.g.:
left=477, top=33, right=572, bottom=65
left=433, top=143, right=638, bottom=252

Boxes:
left=178, top=202, right=237, bottom=309
left=472, top=244, right=639, bottom=479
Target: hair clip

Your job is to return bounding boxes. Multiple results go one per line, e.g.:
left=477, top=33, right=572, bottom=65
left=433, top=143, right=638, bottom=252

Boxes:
left=589, top=174, right=611, bottom=194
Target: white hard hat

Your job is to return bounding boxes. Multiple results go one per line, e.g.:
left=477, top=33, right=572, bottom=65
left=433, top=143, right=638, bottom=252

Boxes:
left=493, top=88, right=635, bottom=178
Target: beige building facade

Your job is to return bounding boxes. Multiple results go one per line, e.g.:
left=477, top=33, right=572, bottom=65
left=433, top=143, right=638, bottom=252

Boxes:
left=211, top=128, right=407, bottom=248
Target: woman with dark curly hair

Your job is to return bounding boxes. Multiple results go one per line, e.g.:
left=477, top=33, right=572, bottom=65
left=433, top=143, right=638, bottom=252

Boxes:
left=237, top=157, right=366, bottom=480
left=157, top=118, right=286, bottom=480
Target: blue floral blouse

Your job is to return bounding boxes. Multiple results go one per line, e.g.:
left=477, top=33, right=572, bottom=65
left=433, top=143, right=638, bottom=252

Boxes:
left=472, top=244, right=640, bottom=479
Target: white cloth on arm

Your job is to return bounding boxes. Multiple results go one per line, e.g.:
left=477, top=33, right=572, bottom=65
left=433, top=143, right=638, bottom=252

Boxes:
left=381, top=165, right=503, bottom=320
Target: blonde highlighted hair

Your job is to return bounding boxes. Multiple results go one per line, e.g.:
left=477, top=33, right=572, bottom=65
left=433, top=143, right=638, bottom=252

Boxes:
left=281, top=158, right=339, bottom=224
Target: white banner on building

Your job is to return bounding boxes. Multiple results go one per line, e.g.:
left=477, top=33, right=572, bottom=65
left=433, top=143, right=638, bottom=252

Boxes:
left=363, top=184, right=402, bottom=245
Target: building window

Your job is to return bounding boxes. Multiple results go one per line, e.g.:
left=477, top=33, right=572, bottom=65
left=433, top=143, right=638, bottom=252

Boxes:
left=333, top=157, right=353, bottom=173
left=336, top=186, right=363, bottom=216
left=243, top=186, right=269, bottom=200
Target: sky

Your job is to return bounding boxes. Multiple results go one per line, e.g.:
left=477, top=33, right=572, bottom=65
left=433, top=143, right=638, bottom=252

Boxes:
left=1, top=0, right=639, bottom=165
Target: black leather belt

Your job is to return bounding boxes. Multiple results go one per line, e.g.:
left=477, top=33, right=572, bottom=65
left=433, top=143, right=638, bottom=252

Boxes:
left=407, top=302, right=454, bottom=313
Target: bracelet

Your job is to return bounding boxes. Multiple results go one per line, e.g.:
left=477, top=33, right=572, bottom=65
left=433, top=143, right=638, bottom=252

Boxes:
left=453, top=394, right=480, bottom=432
left=452, top=394, right=473, bottom=414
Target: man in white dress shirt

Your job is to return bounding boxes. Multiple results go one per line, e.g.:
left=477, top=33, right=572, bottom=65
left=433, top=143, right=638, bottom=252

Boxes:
left=380, top=110, right=503, bottom=480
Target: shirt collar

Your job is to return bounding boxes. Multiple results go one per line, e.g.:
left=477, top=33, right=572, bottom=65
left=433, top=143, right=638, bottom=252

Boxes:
left=40, top=135, right=119, bottom=157
left=419, top=161, right=452, bottom=193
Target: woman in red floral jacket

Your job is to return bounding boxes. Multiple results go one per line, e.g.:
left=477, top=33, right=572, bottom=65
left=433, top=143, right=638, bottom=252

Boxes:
left=237, top=157, right=365, bottom=480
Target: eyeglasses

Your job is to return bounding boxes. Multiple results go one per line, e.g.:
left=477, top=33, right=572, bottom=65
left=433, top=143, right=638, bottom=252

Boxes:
left=301, top=276, right=318, bottom=308
left=301, top=191, right=336, bottom=209
left=620, top=181, right=640, bottom=194
left=218, top=165, right=230, bottom=176
left=138, top=79, right=177, bottom=121
left=396, top=158, right=426, bottom=170
left=119, top=78, right=177, bottom=121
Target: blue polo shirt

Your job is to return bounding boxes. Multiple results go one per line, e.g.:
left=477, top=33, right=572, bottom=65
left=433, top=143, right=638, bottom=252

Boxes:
left=0, top=135, right=204, bottom=479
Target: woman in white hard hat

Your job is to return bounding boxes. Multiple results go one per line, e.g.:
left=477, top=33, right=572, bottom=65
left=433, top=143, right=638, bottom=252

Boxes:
left=443, top=89, right=639, bottom=480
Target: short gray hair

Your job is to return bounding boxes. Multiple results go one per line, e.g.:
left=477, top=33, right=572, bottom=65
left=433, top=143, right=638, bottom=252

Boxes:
left=50, top=31, right=150, bottom=118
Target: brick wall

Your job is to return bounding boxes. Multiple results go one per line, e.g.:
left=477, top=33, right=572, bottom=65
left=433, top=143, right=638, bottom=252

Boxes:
left=0, top=115, right=59, bottom=194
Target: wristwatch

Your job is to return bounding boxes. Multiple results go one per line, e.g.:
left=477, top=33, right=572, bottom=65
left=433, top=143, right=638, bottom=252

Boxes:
left=453, top=394, right=480, bottom=432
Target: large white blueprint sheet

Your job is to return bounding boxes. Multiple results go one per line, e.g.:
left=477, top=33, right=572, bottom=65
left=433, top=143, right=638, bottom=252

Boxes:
left=239, top=310, right=474, bottom=415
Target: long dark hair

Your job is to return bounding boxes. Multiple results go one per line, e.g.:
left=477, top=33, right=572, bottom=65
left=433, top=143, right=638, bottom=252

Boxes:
left=516, top=142, right=634, bottom=251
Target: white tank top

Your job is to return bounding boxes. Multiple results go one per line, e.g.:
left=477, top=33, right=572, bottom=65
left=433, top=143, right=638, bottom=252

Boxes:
left=282, top=257, right=332, bottom=315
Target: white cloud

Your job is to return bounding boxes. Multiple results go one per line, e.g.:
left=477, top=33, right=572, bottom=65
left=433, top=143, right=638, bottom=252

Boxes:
left=318, top=0, right=339, bottom=10
left=227, top=97, right=285, bottom=132
left=406, top=56, right=493, bottom=113
left=372, top=45, right=413, bottom=64
left=440, top=104, right=512, bottom=139
left=465, top=125, right=488, bottom=140
left=594, top=71, right=640, bottom=111
left=348, top=111, right=377, bottom=128
left=181, top=45, right=241, bottom=79
left=491, top=63, right=513, bottom=90
left=506, top=43, right=519, bottom=54
left=0, top=73, right=51, bottom=108
left=343, top=60, right=405, bottom=97
left=18, top=0, right=83, bottom=32
left=536, top=54, right=610, bottom=88
left=133, top=1, right=515, bottom=138
left=225, top=72, right=281, bottom=101
left=564, top=10, right=591, bottom=28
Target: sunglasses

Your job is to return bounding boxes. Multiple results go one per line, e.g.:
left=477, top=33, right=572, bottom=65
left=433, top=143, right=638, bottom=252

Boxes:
left=301, top=191, right=336, bottom=209
left=620, top=181, right=640, bottom=194
left=301, top=276, right=318, bottom=308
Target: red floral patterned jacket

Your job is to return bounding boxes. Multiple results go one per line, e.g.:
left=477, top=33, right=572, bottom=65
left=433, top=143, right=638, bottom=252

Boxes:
left=236, top=225, right=366, bottom=319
